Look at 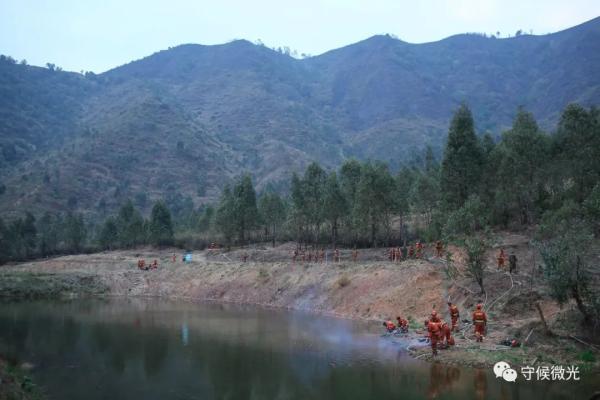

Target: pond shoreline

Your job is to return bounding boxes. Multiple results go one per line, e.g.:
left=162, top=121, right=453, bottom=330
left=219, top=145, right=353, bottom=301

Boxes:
left=1, top=247, right=598, bottom=375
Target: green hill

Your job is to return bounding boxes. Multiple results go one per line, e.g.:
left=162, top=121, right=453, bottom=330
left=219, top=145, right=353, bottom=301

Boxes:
left=1, top=17, right=599, bottom=219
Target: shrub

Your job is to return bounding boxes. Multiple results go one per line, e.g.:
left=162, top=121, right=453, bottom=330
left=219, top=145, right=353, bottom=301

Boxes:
left=337, top=275, right=351, bottom=288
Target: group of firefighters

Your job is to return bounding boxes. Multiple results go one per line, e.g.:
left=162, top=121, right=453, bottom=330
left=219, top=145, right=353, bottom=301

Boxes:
left=383, top=301, right=488, bottom=356
left=137, top=259, right=158, bottom=270
left=292, top=248, right=359, bottom=263
left=291, top=240, right=447, bottom=264
left=386, top=240, right=445, bottom=262
left=137, top=253, right=182, bottom=270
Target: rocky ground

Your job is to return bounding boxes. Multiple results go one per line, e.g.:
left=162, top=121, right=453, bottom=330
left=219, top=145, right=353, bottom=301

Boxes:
left=1, top=232, right=598, bottom=373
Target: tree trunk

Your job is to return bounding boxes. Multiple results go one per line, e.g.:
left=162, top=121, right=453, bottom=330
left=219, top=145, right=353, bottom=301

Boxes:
left=331, top=219, right=338, bottom=248
left=272, top=226, right=276, bottom=248
left=399, top=214, right=404, bottom=244
left=535, top=302, right=552, bottom=336
left=371, top=220, right=376, bottom=247
left=573, top=256, right=592, bottom=324
left=572, top=285, right=592, bottom=324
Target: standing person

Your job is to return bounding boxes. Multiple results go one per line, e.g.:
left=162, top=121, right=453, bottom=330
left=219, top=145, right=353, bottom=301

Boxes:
left=334, top=248, right=340, bottom=262
left=416, top=241, right=423, bottom=259
left=172, top=254, right=176, bottom=263
left=508, top=252, right=517, bottom=274
left=497, top=249, right=506, bottom=270
left=292, top=248, right=298, bottom=263
left=472, top=304, right=487, bottom=342
left=408, top=245, right=415, bottom=259
left=448, top=302, right=460, bottom=332
left=427, top=311, right=442, bottom=355
left=436, top=241, right=443, bottom=258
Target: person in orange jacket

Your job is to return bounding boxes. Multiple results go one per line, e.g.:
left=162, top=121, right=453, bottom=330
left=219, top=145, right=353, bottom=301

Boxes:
left=497, top=248, right=506, bottom=270
left=472, top=304, right=487, bottom=342
left=416, top=241, right=423, bottom=258
left=396, top=316, right=409, bottom=333
left=448, top=302, right=460, bottom=332
left=426, top=313, right=442, bottom=355
left=435, top=240, right=443, bottom=257
left=383, top=319, right=397, bottom=333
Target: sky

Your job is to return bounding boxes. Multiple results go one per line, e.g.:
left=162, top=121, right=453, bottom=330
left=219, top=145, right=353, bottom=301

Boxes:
left=1, top=0, right=599, bottom=73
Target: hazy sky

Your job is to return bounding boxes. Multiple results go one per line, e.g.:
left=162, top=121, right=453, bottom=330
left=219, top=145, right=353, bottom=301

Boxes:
left=1, top=0, right=599, bottom=73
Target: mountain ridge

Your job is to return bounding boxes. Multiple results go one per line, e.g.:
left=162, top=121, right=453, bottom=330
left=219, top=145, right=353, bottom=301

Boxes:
left=0, top=17, right=599, bottom=219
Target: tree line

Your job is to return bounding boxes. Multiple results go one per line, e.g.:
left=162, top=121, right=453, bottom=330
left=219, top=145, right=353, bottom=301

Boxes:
left=0, top=201, right=174, bottom=263
left=208, top=104, right=599, bottom=247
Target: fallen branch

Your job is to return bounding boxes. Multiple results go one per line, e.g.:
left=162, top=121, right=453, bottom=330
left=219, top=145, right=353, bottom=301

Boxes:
left=523, top=328, right=535, bottom=346
left=569, top=335, right=600, bottom=351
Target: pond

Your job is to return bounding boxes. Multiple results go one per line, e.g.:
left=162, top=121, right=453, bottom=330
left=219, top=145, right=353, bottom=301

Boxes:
left=0, top=298, right=594, bottom=399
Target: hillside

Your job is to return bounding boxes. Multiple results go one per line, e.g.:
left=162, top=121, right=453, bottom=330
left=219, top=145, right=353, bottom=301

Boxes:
left=1, top=17, right=599, bottom=218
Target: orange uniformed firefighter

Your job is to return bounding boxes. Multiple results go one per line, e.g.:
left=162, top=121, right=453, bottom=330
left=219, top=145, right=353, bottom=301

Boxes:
left=383, top=320, right=397, bottom=333
left=427, top=311, right=442, bottom=355
left=472, top=304, right=487, bottom=342
left=396, top=316, right=409, bottom=333
left=497, top=249, right=506, bottom=270
left=435, top=241, right=443, bottom=257
left=448, top=302, right=460, bottom=332
left=416, top=241, right=423, bottom=258
left=440, top=321, right=455, bottom=348
left=408, top=245, right=415, bottom=258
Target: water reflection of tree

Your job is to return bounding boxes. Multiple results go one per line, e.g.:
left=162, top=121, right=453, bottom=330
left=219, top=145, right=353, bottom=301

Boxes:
left=143, top=329, right=169, bottom=377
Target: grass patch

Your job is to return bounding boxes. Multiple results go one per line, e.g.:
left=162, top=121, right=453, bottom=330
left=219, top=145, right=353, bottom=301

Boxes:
left=579, top=350, right=596, bottom=362
left=257, top=268, right=269, bottom=281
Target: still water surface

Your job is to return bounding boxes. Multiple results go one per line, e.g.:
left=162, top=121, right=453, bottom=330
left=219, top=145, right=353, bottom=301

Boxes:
left=0, top=298, right=594, bottom=399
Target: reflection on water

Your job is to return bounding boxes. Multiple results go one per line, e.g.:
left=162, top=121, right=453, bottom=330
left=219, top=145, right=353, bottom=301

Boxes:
left=0, top=299, right=594, bottom=400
